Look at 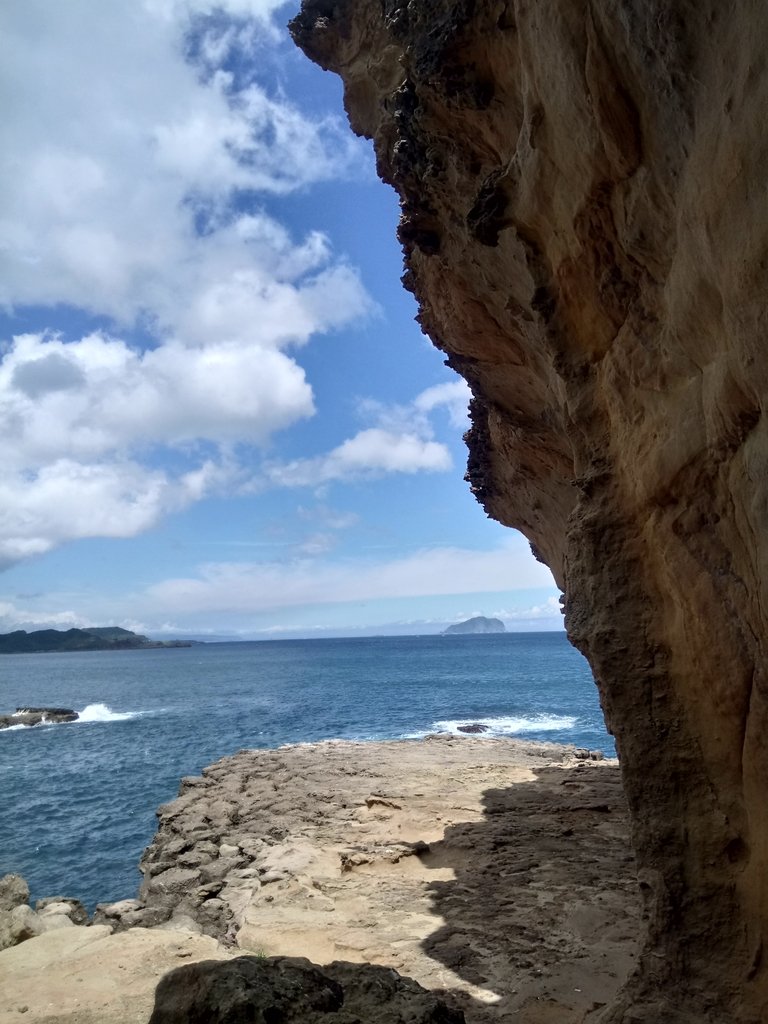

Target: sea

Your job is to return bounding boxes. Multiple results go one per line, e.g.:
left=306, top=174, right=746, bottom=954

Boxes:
left=0, top=632, right=612, bottom=912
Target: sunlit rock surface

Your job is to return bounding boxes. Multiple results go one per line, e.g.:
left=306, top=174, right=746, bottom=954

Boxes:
left=291, top=2, right=768, bottom=1020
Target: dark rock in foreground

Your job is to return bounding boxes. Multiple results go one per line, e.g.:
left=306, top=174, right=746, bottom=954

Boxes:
left=456, top=723, right=489, bottom=734
left=149, top=956, right=464, bottom=1024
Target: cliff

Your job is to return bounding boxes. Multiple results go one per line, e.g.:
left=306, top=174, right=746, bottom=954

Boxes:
left=443, top=616, right=505, bottom=634
left=290, top=3, right=768, bottom=1021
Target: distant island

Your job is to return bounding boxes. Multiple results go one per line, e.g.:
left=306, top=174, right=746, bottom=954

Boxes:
left=442, top=616, right=506, bottom=635
left=0, top=627, right=195, bottom=654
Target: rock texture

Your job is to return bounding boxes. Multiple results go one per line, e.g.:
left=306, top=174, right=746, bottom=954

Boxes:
left=0, top=738, right=635, bottom=1024
left=0, top=708, right=78, bottom=730
left=0, top=874, right=88, bottom=951
left=0, top=924, right=232, bottom=1024
left=128, top=737, right=637, bottom=1024
left=290, top=4, right=768, bottom=1021
left=148, top=956, right=465, bottom=1024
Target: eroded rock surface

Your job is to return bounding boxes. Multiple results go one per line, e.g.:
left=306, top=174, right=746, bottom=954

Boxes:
left=0, top=874, right=88, bottom=951
left=0, top=925, right=232, bottom=1024
left=131, top=737, right=637, bottom=1024
left=148, top=956, right=465, bottom=1024
left=290, top=3, right=768, bottom=1020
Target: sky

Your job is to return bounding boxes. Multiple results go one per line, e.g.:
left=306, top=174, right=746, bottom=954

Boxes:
left=0, top=0, right=562, bottom=640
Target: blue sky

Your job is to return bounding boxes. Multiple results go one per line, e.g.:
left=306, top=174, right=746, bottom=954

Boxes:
left=0, top=0, right=562, bottom=639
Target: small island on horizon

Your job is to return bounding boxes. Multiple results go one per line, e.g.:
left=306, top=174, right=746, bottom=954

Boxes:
left=0, top=626, right=195, bottom=655
left=442, top=616, right=506, bottom=635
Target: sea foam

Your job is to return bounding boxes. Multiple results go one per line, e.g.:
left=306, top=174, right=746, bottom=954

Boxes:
left=431, top=714, right=577, bottom=737
left=77, top=703, right=135, bottom=723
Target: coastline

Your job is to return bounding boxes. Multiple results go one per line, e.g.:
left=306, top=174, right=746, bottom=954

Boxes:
left=1, top=735, right=637, bottom=1024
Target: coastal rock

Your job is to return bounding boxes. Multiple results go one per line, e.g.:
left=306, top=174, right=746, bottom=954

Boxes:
left=0, top=905, right=43, bottom=949
left=0, top=874, right=29, bottom=912
left=0, top=875, right=89, bottom=951
left=36, top=897, right=89, bottom=926
left=0, top=707, right=78, bottom=729
left=456, top=724, right=489, bottom=734
left=0, top=924, right=233, bottom=1024
left=136, top=737, right=638, bottom=1023
left=148, top=956, right=465, bottom=1024
left=291, top=2, right=768, bottom=1019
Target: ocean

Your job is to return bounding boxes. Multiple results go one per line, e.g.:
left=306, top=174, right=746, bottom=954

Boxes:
left=0, top=632, right=612, bottom=911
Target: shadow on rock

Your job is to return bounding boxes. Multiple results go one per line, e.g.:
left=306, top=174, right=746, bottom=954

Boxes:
left=417, top=764, right=640, bottom=1023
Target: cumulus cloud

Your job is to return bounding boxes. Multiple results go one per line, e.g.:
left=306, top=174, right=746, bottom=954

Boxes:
left=1, top=331, right=314, bottom=463
left=260, top=380, right=468, bottom=488
left=0, top=2, right=366, bottom=316
left=0, top=459, right=230, bottom=569
left=266, top=429, right=452, bottom=487
left=0, top=1, right=378, bottom=567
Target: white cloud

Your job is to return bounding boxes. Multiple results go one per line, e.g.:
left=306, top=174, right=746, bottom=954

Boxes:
left=357, top=379, right=470, bottom=436
left=260, top=380, right=467, bottom=488
left=413, top=380, right=471, bottom=429
left=144, top=541, right=555, bottom=616
left=0, top=3, right=368, bottom=324
left=266, top=429, right=452, bottom=487
left=0, top=601, right=94, bottom=633
left=1, top=331, right=315, bottom=465
left=0, top=459, right=228, bottom=569
left=0, top=1, right=376, bottom=567
left=490, top=597, right=564, bottom=621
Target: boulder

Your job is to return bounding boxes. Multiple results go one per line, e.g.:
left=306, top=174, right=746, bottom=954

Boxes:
left=36, top=896, right=89, bottom=925
left=0, top=873, right=29, bottom=912
left=148, top=955, right=464, bottom=1024
left=0, top=904, right=43, bottom=949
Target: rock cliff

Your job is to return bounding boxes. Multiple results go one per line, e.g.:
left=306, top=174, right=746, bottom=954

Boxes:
left=291, top=3, right=768, bottom=1021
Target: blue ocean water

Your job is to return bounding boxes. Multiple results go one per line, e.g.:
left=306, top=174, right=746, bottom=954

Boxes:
left=0, top=633, right=612, bottom=911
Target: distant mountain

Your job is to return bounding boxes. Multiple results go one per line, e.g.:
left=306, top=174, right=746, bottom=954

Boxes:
left=442, top=616, right=506, bottom=635
left=0, top=627, right=194, bottom=654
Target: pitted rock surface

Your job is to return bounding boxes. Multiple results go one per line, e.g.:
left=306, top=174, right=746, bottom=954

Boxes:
left=148, top=955, right=465, bottom=1024
left=290, top=1, right=768, bottom=1019
left=129, top=737, right=636, bottom=1024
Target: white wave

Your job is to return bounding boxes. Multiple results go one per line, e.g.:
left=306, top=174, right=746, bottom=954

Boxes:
left=429, top=714, right=577, bottom=737
left=2, top=723, right=27, bottom=731
left=77, top=703, right=135, bottom=723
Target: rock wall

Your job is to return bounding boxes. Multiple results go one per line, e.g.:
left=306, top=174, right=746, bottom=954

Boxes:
left=291, top=3, right=768, bottom=1021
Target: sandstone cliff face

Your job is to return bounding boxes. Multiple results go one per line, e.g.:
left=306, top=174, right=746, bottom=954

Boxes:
left=291, top=3, right=768, bottom=1021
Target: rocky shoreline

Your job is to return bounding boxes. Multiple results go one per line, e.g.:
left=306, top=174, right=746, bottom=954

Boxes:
left=0, top=736, right=638, bottom=1024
